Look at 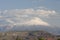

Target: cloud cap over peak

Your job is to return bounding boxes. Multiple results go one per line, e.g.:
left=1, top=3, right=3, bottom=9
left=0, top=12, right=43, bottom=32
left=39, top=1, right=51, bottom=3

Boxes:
left=19, top=17, right=50, bottom=26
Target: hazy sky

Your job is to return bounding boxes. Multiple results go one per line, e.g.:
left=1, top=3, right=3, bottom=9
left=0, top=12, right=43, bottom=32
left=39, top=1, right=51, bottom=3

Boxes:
left=0, top=0, right=60, bottom=29
left=0, top=0, right=60, bottom=10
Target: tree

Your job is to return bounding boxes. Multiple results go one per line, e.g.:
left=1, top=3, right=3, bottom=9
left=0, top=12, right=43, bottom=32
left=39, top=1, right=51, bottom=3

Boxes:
left=16, top=36, right=22, bottom=40
left=57, top=38, right=60, bottom=40
left=38, top=37, right=45, bottom=40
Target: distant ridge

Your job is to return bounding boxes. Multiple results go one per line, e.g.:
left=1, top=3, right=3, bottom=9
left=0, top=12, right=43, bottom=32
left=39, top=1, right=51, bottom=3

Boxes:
left=0, top=25, right=60, bottom=35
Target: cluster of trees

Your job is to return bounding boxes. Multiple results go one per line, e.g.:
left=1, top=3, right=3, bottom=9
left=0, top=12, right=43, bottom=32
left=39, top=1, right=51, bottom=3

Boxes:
left=16, top=36, right=45, bottom=40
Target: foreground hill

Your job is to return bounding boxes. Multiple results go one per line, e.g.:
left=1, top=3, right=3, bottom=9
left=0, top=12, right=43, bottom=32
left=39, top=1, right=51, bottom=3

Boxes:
left=0, top=30, right=57, bottom=40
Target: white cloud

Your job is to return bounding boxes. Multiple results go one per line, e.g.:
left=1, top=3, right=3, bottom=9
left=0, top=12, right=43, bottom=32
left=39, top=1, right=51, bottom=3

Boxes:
left=6, top=19, right=14, bottom=24
left=0, top=7, right=56, bottom=27
left=1, top=8, right=56, bottom=18
left=36, top=9, right=56, bottom=16
left=0, top=16, right=3, bottom=18
left=3, top=10, right=8, bottom=14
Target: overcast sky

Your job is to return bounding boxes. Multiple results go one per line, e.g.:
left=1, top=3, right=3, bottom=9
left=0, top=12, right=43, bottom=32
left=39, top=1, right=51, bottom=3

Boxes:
left=0, top=0, right=60, bottom=29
